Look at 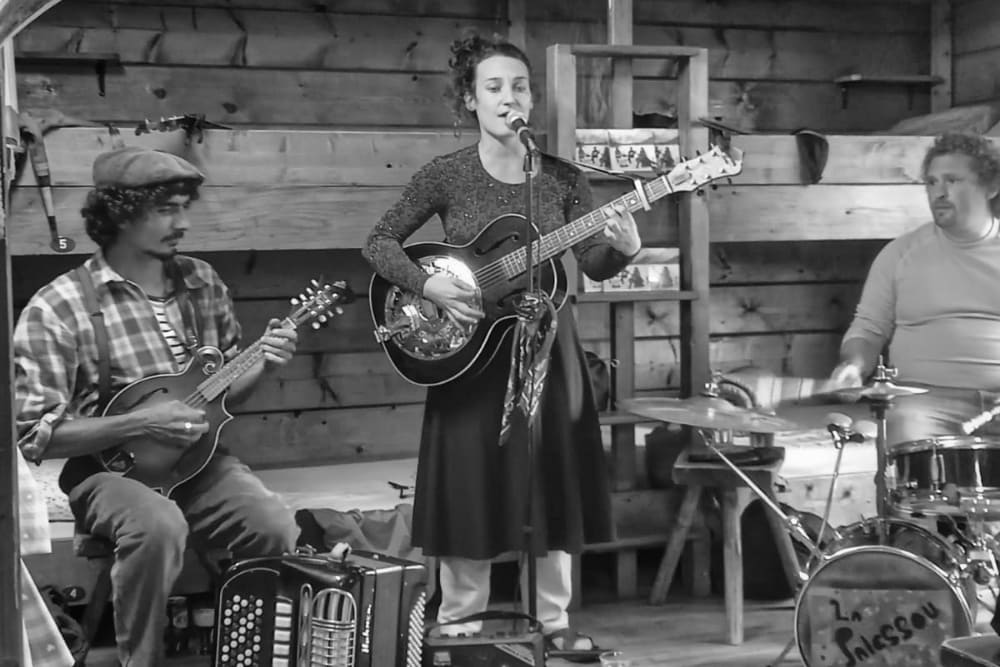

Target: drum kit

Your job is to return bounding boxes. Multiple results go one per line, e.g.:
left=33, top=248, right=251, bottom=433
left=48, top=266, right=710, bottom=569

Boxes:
left=622, top=359, right=1000, bottom=667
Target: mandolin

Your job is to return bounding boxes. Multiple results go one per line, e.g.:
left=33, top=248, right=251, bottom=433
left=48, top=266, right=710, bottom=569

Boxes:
left=98, top=279, right=354, bottom=496
left=370, top=145, right=743, bottom=387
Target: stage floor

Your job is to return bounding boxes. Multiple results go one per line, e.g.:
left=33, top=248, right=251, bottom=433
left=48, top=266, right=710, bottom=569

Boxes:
left=81, top=594, right=997, bottom=667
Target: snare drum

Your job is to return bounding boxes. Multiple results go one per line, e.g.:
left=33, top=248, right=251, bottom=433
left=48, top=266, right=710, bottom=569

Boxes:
left=891, top=435, right=1000, bottom=518
left=795, top=517, right=973, bottom=667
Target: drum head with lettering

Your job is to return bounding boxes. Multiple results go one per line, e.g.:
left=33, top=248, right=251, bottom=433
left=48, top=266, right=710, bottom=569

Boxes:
left=794, top=546, right=972, bottom=667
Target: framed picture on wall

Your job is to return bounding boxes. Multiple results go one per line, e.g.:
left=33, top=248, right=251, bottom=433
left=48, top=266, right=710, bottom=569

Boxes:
left=583, top=247, right=681, bottom=293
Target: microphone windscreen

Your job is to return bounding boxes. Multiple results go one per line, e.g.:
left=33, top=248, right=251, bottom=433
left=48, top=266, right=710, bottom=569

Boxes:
left=825, top=412, right=852, bottom=429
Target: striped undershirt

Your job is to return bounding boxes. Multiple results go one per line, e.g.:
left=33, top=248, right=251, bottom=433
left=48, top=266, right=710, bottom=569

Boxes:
left=148, top=295, right=190, bottom=367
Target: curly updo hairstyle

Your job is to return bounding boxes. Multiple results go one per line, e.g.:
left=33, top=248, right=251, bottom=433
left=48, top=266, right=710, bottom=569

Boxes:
left=446, top=32, right=532, bottom=127
left=922, top=131, right=1000, bottom=215
left=81, top=179, right=201, bottom=249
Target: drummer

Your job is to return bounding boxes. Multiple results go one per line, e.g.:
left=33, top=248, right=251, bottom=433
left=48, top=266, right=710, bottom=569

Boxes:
left=830, top=131, right=1000, bottom=446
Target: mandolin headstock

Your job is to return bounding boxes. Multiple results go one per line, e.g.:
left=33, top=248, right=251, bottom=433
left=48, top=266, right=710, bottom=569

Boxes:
left=290, top=279, right=355, bottom=330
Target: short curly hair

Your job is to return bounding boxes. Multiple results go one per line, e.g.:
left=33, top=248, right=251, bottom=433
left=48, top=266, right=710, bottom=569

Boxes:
left=445, top=32, right=532, bottom=127
left=81, top=180, right=201, bottom=249
left=922, top=131, right=1000, bottom=214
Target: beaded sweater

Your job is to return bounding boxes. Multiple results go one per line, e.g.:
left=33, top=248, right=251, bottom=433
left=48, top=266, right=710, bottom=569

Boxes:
left=362, top=144, right=633, bottom=294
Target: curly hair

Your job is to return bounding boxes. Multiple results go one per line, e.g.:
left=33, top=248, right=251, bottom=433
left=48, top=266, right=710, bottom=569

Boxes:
left=81, top=180, right=201, bottom=249
left=446, top=32, right=532, bottom=127
left=922, top=132, right=1000, bottom=213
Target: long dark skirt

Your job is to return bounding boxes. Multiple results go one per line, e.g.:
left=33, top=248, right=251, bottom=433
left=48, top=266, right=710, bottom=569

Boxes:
left=411, top=308, right=614, bottom=559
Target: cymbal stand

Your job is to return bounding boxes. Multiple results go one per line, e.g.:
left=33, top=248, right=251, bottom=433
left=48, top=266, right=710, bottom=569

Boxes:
left=697, top=430, right=823, bottom=564
left=864, top=358, right=898, bottom=541
left=766, top=426, right=851, bottom=667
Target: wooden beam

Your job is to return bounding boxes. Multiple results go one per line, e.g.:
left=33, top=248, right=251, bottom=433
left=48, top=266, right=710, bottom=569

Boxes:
left=930, top=0, right=953, bottom=112
left=0, top=236, right=20, bottom=667
left=12, top=128, right=947, bottom=189
left=13, top=64, right=928, bottom=132
left=676, top=47, right=711, bottom=396
left=6, top=182, right=932, bottom=254
left=607, top=0, right=633, bottom=129
left=18, top=8, right=930, bottom=85
left=0, top=27, right=21, bottom=667
left=224, top=404, right=425, bottom=468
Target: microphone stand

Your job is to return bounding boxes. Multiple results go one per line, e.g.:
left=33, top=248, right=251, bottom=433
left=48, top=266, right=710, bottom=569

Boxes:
left=513, top=137, right=594, bottom=662
left=519, top=142, right=539, bottom=624
left=514, top=146, right=541, bottom=618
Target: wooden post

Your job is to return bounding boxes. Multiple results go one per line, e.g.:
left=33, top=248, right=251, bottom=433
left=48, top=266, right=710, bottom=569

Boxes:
left=505, top=0, right=526, bottom=53
left=930, top=0, right=953, bottom=113
left=0, top=33, right=21, bottom=667
left=676, top=48, right=711, bottom=397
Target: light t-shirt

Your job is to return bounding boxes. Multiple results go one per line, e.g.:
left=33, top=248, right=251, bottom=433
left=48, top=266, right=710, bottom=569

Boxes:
left=843, top=220, right=1000, bottom=390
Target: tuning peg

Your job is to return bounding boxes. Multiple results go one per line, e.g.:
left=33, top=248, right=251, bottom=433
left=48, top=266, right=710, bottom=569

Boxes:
left=727, top=177, right=734, bottom=185
left=710, top=184, right=718, bottom=190
left=335, top=306, right=344, bottom=315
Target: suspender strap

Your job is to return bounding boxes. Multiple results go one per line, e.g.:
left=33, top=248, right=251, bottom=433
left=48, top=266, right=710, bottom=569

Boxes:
left=166, top=260, right=201, bottom=352
left=75, top=265, right=111, bottom=410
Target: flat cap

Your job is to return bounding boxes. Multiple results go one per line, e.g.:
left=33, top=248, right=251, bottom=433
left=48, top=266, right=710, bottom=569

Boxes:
left=92, top=146, right=205, bottom=189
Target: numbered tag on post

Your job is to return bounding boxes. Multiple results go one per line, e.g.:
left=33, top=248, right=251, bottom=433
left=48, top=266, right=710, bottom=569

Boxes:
left=50, top=236, right=75, bottom=253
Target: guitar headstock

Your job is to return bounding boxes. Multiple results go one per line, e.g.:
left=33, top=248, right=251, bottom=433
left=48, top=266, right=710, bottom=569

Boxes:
left=289, top=279, right=355, bottom=330
left=664, top=144, right=744, bottom=193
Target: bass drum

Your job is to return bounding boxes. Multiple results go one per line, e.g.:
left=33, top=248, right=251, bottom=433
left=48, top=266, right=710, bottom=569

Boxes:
left=794, top=517, right=973, bottom=667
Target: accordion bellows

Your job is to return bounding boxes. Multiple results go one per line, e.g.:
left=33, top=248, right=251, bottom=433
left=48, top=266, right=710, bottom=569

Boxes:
left=215, top=548, right=427, bottom=667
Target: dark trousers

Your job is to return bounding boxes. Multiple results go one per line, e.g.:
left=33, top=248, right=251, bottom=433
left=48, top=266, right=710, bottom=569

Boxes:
left=69, top=453, right=299, bottom=666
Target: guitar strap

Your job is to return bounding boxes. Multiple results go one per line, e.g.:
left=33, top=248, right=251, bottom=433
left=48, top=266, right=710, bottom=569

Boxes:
left=74, top=260, right=203, bottom=410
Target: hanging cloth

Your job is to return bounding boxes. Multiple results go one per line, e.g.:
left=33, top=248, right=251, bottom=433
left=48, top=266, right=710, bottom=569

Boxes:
left=498, top=293, right=559, bottom=446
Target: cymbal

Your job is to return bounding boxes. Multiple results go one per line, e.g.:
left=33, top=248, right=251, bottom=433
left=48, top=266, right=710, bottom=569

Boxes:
left=620, top=396, right=801, bottom=433
left=833, top=381, right=929, bottom=402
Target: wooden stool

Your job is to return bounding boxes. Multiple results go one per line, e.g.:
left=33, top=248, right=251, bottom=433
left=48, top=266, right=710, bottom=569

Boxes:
left=941, top=636, right=1000, bottom=667
left=648, top=448, right=801, bottom=645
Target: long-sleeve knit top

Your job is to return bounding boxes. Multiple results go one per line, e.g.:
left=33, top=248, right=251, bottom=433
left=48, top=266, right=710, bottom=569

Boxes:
left=362, top=145, right=632, bottom=292
left=843, top=221, right=1000, bottom=389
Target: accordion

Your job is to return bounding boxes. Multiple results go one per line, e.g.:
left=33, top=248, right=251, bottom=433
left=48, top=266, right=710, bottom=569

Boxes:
left=214, top=548, right=427, bottom=667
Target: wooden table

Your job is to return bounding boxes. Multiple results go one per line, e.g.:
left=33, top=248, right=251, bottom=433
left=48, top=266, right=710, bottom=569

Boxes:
left=648, top=447, right=802, bottom=645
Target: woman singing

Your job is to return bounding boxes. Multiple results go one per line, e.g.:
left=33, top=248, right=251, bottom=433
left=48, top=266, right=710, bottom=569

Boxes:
left=362, top=33, right=641, bottom=659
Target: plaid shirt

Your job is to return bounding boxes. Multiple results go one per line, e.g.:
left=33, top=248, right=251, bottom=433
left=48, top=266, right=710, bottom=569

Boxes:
left=14, top=251, right=241, bottom=463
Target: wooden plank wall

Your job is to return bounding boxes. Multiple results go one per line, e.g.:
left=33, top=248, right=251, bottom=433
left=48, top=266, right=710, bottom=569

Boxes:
left=952, top=0, right=1000, bottom=108
left=7, top=0, right=930, bottom=470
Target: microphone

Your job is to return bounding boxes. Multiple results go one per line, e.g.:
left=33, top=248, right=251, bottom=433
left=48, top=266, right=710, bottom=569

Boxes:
left=505, top=111, right=539, bottom=153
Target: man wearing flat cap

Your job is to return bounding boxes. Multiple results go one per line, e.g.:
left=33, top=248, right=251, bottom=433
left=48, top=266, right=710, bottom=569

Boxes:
left=13, top=146, right=300, bottom=665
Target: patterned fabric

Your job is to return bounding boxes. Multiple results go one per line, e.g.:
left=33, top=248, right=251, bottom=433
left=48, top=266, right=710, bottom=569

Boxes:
left=19, top=451, right=74, bottom=667
left=148, top=295, right=190, bottom=366
left=499, top=293, right=558, bottom=445
left=14, top=250, right=241, bottom=463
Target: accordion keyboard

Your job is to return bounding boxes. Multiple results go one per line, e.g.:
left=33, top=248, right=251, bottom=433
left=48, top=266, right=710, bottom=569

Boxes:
left=217, top=593, right=271, bottom=666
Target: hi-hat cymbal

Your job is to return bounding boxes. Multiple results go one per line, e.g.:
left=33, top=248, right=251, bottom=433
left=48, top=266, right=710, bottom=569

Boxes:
left=620, top=396, right=800, bottom=433
left=834, top=381, right=929, bottom=402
